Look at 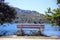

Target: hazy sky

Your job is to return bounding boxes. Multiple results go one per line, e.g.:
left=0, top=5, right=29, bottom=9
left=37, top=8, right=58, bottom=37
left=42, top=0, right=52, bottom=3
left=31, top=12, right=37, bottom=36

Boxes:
left=5, top=0, right=58, bottom=14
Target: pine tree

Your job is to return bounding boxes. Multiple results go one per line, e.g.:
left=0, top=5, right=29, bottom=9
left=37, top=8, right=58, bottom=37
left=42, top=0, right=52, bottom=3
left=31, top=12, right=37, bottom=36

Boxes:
left=45, top=8, right=60, bottom=30
left=57, top=0, right=60, bottom=4
left=0, top=0, right=16, bottom=24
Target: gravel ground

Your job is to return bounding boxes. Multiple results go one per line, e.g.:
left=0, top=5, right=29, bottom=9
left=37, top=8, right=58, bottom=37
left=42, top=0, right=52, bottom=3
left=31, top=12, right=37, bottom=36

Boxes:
left=0, top=38, right=60, bottom=40
left=0, top=36, right=60, bottom=40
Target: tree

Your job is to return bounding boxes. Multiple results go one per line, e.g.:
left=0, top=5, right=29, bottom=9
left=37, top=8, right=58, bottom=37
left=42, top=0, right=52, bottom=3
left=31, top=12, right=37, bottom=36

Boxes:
left=45, top=8, right=60, bottom=30
left=0, top=0, right=4, bottom=2
left=45, top=0, right=60, bottom=31
left=0, top=0, right=17, bottom=24
left=45, top=0, right=60, bottom=28
left=57, top=0, right=60, bottom=4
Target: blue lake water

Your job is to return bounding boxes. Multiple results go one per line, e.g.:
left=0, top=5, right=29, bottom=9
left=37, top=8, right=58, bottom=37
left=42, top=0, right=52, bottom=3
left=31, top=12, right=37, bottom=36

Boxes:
left=43, top=24, right=60, bottom=36
left=0, top=23, right=60, bottom=36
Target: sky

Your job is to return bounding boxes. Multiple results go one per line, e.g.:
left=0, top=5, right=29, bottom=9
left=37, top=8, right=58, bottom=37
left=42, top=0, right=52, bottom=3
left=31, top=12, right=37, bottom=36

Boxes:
left=5, top=0, right=58, bottom=14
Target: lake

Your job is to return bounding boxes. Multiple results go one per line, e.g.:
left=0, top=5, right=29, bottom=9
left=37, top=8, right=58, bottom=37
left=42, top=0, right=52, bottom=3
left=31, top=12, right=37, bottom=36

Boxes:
left=0, top=23, right=60, bottom=36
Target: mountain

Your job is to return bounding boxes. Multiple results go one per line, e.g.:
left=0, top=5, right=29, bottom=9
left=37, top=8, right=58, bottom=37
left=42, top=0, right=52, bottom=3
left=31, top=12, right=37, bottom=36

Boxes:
left=15, top=8, right=40, bottom=14
left=13, top=8, right=45, bottom=23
